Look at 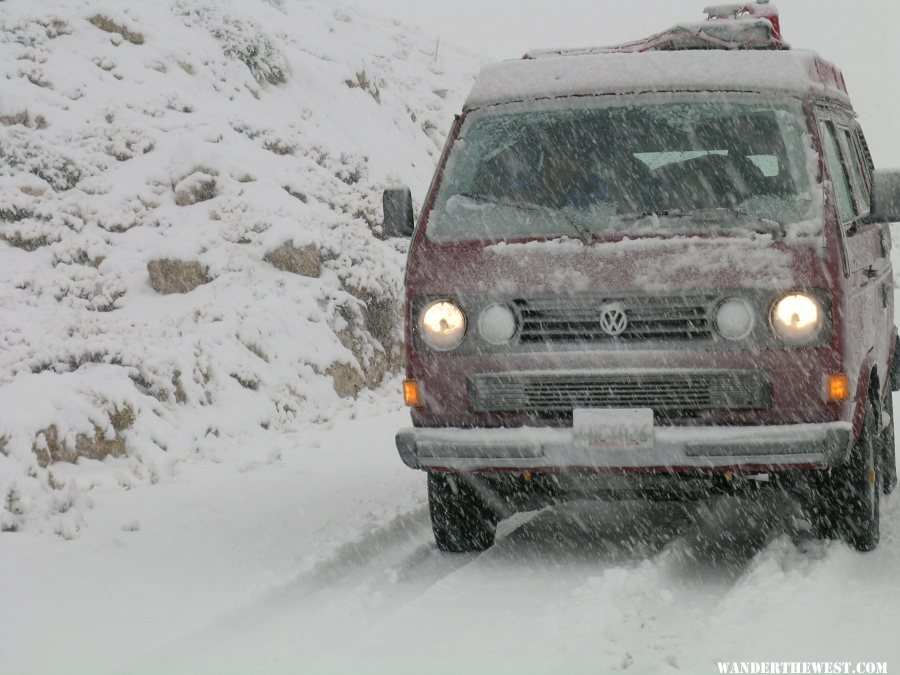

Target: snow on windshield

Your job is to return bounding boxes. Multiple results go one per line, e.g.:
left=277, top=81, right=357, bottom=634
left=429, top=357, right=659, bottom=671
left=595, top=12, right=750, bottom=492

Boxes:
left=428, top=97, right=815, bottom=242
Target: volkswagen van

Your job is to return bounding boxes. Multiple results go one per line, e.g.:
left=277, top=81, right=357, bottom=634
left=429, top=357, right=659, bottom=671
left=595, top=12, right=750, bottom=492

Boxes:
left=384, top=3, right=900, bottom=552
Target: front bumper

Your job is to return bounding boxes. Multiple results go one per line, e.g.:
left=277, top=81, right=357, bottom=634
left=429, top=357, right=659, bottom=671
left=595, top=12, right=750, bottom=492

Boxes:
left=396, top=422, right=852, bottom=473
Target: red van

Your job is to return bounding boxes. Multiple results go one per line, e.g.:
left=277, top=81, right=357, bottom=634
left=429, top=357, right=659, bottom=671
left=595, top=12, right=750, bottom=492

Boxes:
left=384, top=3, right=900, bottom=552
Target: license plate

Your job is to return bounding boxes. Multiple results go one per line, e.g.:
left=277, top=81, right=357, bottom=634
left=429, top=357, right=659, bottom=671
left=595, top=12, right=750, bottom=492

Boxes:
left=573, top=408, right=654, bottom=450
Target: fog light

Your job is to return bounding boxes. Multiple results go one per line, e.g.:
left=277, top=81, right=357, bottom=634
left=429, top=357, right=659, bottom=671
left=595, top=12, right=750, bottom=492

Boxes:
left=403, top=379, right=422, bottom=407
left=715, top=298, right=755, bottom=340
left=827, top=373, right=849, bottom=402
left=478, top=304, right=517, bottom=345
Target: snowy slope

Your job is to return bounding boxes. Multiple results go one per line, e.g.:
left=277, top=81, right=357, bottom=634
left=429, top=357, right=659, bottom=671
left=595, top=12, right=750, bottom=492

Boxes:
left=0, top=0, right=479, bottom=533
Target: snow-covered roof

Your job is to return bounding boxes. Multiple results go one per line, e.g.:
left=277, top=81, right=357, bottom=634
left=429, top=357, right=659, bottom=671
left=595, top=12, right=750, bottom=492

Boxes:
left=464, top=49, right=850, bottom=111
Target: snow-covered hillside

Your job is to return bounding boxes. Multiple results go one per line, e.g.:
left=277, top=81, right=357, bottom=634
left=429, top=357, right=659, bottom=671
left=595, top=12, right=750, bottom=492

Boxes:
left=0, top=0, right=479, bottom=533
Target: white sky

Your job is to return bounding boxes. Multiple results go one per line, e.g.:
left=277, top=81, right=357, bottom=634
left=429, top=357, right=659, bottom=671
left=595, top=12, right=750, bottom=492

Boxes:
left=357, top=0, right=900, bottom=167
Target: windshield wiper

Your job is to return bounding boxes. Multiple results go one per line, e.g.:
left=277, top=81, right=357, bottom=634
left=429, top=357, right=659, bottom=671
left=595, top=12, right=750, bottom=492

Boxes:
left=624, top=208, right=785, bottom=238
left=456, top=193, right=592, bottom=244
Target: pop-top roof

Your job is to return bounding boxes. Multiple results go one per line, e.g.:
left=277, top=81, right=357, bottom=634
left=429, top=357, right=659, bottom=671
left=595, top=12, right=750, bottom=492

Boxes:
left=464, top=2, right=849, bottom=112
left=464, top=49, right=850, bottom=111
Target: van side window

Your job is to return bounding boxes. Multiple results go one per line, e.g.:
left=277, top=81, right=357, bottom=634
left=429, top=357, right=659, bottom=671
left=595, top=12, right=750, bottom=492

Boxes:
left=854, top=128, right=875, bottom=180
left=820, top=120, right=855, bottom=224
left=850, top=126, right=875, bottom=204
left=841, top=128, right=870, bottom=214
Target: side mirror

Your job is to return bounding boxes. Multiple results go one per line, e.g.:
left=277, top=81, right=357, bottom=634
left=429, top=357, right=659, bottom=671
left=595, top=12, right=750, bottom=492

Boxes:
left=382, top=186, right=414, bottom=238
left=872, top=169, right=900, bottom=222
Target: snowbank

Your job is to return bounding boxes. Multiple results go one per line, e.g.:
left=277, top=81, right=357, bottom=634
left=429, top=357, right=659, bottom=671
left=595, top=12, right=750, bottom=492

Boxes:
left=0, top=0, right=479, bottom=533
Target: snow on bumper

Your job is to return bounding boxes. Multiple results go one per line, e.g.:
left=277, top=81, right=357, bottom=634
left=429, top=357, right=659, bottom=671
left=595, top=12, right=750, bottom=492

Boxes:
left=396, top=422, right=852, bottom=472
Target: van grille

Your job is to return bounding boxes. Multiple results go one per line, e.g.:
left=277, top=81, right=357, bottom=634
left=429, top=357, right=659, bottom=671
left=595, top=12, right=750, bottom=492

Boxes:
left=515, top=295, right=716, bottom=342
left=469, top=370, right=770, bottom=414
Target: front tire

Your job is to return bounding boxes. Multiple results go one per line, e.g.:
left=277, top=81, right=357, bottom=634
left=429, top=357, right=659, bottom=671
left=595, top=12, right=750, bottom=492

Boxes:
left=804, top=475, right=839, bottom=540
left=428, top=472, right=497, bottom=553
left=805, top=398, right=882, bottom=550
left=835, top=399, right=882, bottom=551
left=879, top=390, right=897, bottom=495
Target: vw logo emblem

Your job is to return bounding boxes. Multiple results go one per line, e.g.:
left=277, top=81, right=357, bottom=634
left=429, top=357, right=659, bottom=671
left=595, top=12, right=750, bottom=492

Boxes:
left=599, top=303, right=628, bottom=336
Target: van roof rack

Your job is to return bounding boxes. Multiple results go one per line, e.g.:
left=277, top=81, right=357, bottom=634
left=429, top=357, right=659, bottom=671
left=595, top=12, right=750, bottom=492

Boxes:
left=524, top=1, right=786, bottom=59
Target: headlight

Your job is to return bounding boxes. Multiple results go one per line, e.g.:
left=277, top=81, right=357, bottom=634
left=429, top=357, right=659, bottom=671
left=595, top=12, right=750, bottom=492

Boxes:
left=714, top=297, right=755, bottom=340
left=419, top=300, right=467, bottom=351
left=771, top=293, right=822, bottom=343
left=478, top=304, right=518, bottom=345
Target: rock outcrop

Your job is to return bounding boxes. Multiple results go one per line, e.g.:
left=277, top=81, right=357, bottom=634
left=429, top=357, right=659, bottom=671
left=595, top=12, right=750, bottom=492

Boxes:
left=263, top=241, right=321, bottom=278
left=147, top=259, right=211, bottom=294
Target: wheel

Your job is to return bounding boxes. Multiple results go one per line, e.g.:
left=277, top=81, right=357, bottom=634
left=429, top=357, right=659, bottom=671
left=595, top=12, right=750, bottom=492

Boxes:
left=879, top=389, right=897, bottom=495
left=834, top=398, right=882, bottom=551
left=803, top=474, right=839, bottom=540
left=428, top=472, right=497, bottom=553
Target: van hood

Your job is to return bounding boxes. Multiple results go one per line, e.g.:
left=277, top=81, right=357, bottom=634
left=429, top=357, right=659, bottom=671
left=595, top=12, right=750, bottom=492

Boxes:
left=407, top=234, right=825, bottom=297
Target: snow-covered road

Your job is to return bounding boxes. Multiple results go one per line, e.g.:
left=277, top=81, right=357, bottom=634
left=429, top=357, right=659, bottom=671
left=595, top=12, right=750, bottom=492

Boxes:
left=3, top=388, right=899, bottom=675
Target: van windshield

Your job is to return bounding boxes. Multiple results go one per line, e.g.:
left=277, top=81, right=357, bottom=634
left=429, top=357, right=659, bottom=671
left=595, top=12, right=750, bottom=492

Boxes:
left=427, top=99, right=815, bottom=242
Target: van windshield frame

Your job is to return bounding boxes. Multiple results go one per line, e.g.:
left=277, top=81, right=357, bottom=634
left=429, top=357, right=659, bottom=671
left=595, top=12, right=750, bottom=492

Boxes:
left=425, top=94, right=818, bottom=243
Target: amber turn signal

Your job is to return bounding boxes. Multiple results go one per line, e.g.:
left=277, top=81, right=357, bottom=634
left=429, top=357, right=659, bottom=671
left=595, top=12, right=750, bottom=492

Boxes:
left=403, top=379, right=422, bottom=407
left=827, top=373, right=849, bottom=402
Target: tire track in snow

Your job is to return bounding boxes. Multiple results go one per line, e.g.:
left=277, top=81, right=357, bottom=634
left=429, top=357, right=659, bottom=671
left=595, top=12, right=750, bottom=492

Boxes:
left=306, top=493, right=838, bottom=674
left=120, top=489, right=900, bottom=674
left=117, top=503, right=488, bottom=675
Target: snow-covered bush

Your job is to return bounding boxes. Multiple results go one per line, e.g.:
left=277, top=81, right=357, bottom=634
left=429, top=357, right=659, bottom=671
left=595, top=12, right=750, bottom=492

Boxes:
left=174, top=2, right=288, bottom=85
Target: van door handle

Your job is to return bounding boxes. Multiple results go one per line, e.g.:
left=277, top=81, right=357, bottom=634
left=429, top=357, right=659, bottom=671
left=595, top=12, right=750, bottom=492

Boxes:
left=867, top=260, right=887, bottom=279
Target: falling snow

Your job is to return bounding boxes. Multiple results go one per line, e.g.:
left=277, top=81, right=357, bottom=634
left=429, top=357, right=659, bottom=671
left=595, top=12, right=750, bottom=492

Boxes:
left=2, top=1, right=900, bottom=674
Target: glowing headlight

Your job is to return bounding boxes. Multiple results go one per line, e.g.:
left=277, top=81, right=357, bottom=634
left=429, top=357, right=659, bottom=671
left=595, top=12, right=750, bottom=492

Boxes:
left=478, top=304, right=517, bottom=345
left=419, top=300, right=467, bottom=351
left=715, top=298, right=755, bottom=340
left=771, top=293, right=822, bottom=343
